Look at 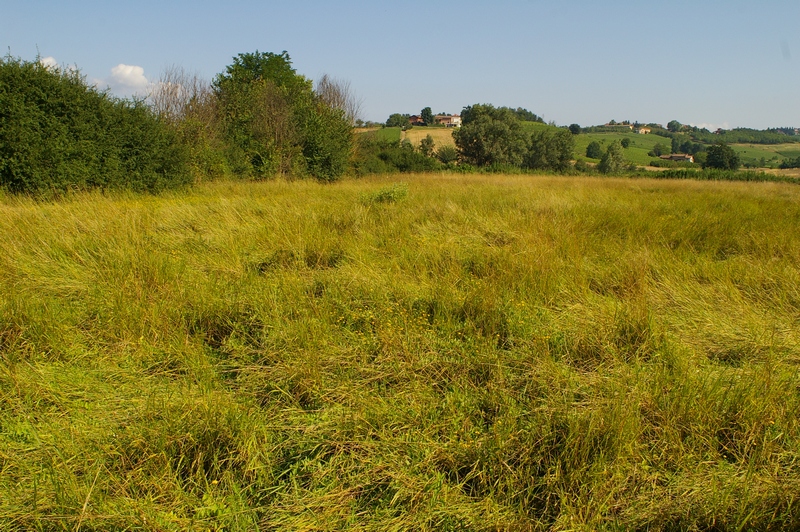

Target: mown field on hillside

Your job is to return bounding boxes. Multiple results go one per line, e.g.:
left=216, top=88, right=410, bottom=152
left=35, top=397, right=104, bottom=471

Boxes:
left=402, top=127, right=457, bottom=149
left=2, top=174, right=800, bottom=530
left=574, top=131, right=666, bottom=166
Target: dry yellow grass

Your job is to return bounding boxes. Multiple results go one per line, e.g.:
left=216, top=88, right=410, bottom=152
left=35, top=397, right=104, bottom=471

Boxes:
left=402, top=127, right=456, bottom=148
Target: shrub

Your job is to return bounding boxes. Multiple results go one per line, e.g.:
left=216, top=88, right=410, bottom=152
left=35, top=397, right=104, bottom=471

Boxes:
left=352, top=138, right=441, bottom=175
left=436, top=145, right=459, bottom=164
left=0, top=56, right=190, bottom=195
left=212, top=51, right=353, bottom=181
left=705, top=143, right=741, bottom=170
left=598, top=141, right=625, bottom=174
left=585, top=141, right=603, bottom=159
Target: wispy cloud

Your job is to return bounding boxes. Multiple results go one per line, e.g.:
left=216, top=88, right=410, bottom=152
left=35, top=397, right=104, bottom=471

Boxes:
left=690, top=122, right=730, bottom=131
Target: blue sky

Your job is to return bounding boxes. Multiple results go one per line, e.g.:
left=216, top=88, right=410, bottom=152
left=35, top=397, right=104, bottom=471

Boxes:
left=3, top=1, right=799, bottom=129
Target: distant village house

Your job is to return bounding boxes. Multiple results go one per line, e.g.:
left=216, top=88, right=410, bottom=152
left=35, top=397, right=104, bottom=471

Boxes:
left=660, top=154, right=694, bottom=163
left=434, top=114, right=462, bottom=127
left=635, top=127, right=651, bottom=134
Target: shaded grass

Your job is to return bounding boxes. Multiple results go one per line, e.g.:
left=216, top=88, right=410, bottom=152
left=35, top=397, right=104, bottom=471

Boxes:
left=2, top=174, right=800, bottom=530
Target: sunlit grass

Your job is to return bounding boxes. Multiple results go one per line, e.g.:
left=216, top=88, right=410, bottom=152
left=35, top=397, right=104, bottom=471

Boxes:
left=2, top=173, right=800, bottom=530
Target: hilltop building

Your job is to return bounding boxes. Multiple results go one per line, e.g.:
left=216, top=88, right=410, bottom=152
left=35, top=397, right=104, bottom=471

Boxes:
left=434, top=114, right=462, bottom=127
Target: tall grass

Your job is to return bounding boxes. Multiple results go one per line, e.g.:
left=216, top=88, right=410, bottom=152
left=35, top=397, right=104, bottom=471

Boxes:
left=2, top=174, right=800, bottom=530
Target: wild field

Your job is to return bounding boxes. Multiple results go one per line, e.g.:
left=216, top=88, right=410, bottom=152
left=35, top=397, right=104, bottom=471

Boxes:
left=2, top=174, right=800, bottom=530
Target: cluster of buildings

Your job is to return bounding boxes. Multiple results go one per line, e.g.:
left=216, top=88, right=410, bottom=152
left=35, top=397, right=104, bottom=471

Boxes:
left=408, top=114, right=462, bottom=127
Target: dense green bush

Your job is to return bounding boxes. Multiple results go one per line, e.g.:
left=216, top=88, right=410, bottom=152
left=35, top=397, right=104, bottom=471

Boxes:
left=454, top=104, right=572, bottom=172
left=0, top=56, right=190, bottom=195
left=352, top=138, right=441, bottom=175
left=705, top=143, right=741, bottom=170
left=585, top=140, right=603, bottom=159
left=211, top=51, right=353, bottom=181
left=648, top=158, right=697, bottom=168
left=523, top=128, right=574, bottom=172
left=653, top=168, right=798, bottom=184
left=598, top=141, right=625, bottom=173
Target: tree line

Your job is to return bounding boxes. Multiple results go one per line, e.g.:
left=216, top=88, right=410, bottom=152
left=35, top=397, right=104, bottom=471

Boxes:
left=1, top=51, right=356, bottom=194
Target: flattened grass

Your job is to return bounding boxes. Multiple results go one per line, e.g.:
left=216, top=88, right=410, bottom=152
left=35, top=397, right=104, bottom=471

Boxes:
left=2, top=174, right=800, bottom=530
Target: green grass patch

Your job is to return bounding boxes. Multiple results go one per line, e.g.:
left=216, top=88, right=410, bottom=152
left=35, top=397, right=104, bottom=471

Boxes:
left=357, top=126, right=402, bottom=142
left=575, top=131, right=669, bottom=166
left=3, top=174, right=800, bottom=529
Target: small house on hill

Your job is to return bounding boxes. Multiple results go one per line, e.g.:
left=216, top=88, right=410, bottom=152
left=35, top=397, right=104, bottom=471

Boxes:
left=434, top=114, right=462, bottom=127
left=635, top=127, right=651, bottom=134
left=660, top=154, right=694, bottom=163
left=408, top=115, right=425, bottom=126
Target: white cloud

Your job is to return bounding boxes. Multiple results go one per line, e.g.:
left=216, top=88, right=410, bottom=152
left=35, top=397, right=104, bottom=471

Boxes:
left=103, top=63, right=151, bottom=95
left=39, top=56, right=58, bottom=69
left=690, top=122, right=730, bottom=132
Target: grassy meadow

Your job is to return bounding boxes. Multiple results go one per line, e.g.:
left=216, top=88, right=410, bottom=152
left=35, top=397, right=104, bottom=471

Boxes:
left=574, top=132, right=673, bottom=167
left=2, top=173, right=800, bottom=530
left=731, top=143, right=800, bottom=168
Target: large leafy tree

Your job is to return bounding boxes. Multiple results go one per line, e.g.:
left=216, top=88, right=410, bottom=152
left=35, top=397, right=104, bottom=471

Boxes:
left=212, top=50, right=352, bottom=180
left=667, top=120, right=683, bottom=133
left=421, top=107, right=434, bottom=126
left=453, top=104, right=527, bottom=166
left=524, top=128, right=575, bottom=172
left=598, top=141, right=625, bottom=173
left=586, top=141, right=603, bottom=159
left=705, top=143, right=740, bottom=170
left=385, top=113, right=409, bottom=128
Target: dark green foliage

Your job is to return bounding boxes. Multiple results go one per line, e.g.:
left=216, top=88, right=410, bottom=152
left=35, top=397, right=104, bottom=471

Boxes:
left=511, top=107, right=545, bottom=123
left=0, top=56, right=190, bottom=194
left=385, top=113, right=410, bottom=128
left=523, top=128, right=575, bottom=172
left=436, top=145, right=459, bottom=164
left=454, top=105, right=574, bottom=172
left=454, top=104, right=527, bottom=167
left=653, top=168, right=798, bottom=183
left=569, top=123, right=582, bottom=135
left=779, top=156, right=800, bottom=169
left=648, top=143, right=667, bottom=157
left=692, top=127, right=800, bottom=145
left=212, top=51, right=352, bottom=181
left=300, top=102, right=353, bottom=182
left=598, top=141, right=625, bottom=173
left=667, top=119, right=683, bottom=132
left=705, top=143, right=741, bottom=170
left=648, top=158, right=696, bottom=168
left=421, top=107, right=434, bottom=126
left=419, top=134, right=435, bottom=157
left=586, top=141, right=603, bottom=159
left=352, top=138, right=441, bottom=175
left=620, top=138, right=630, bottom=148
